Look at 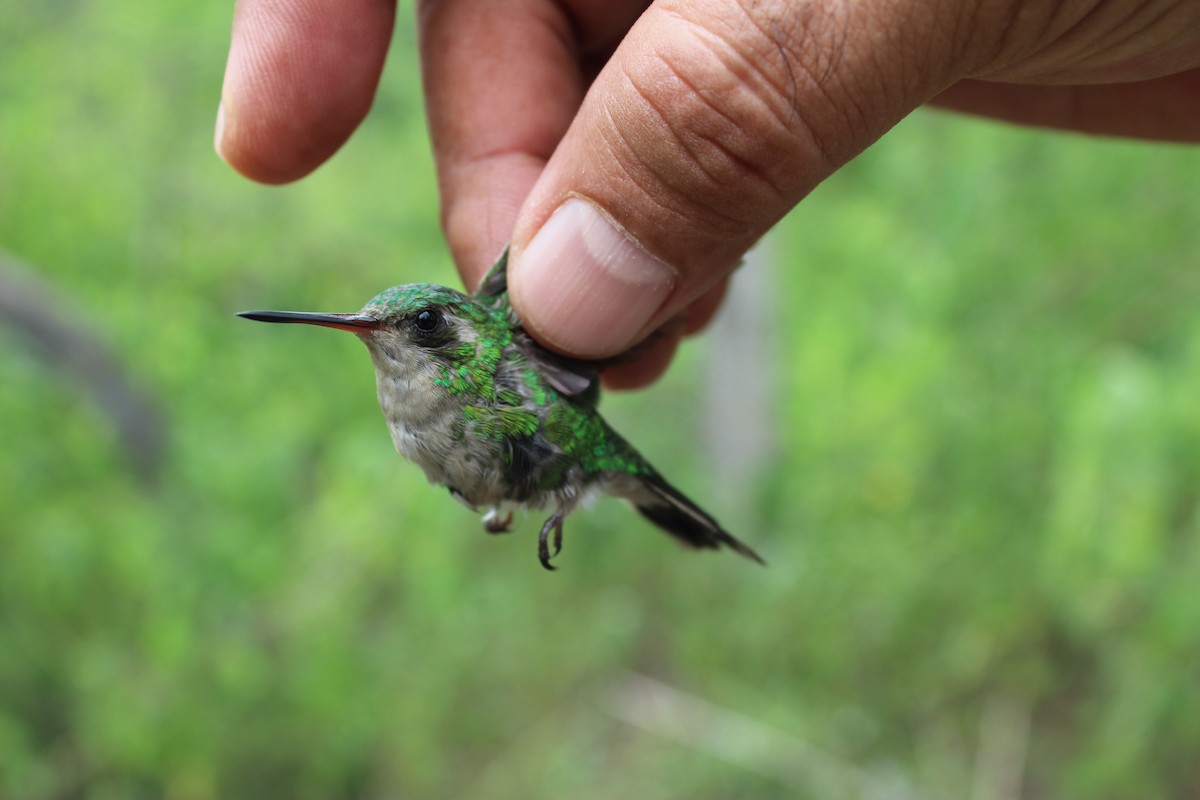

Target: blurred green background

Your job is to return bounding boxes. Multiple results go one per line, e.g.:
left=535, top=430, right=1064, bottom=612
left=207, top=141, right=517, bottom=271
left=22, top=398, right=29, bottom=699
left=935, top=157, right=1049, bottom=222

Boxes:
left=3, top=4, right=1200, bottom=799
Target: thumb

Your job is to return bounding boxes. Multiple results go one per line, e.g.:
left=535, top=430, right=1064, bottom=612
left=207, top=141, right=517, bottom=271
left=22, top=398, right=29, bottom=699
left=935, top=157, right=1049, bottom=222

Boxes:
left=507, top=0, right=987, bottom=358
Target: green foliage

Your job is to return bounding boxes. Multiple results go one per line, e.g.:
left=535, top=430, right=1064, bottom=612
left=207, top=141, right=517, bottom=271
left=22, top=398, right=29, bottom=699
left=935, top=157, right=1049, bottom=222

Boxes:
left=3, top=4, right=1200, bottom=799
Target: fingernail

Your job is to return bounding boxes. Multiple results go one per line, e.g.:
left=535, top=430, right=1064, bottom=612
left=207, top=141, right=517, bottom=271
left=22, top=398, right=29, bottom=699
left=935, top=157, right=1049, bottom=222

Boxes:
left=214, top=101, right=228, bottom=162
left=514, top=198, right=676, bottom=356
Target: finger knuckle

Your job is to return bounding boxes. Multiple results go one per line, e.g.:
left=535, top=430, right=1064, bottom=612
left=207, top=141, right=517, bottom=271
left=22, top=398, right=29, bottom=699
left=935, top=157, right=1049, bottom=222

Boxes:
left=604, top=3, right=838, bottom=239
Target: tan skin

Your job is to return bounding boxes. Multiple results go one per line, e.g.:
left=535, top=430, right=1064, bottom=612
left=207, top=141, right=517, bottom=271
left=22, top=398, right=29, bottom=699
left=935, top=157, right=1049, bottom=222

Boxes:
left=217, top=0, right=1200, bottom=388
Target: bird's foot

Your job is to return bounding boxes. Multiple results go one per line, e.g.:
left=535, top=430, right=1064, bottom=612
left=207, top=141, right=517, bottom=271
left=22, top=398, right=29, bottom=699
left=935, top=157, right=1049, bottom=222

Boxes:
left=483, top=508, right=514, bottom=534
left=538, top=510, right=566, bottom=571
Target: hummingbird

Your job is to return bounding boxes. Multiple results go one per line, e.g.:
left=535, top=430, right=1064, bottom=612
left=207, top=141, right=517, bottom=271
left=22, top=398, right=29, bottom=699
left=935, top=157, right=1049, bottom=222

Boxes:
left=238, top=248, right=764, bottom=570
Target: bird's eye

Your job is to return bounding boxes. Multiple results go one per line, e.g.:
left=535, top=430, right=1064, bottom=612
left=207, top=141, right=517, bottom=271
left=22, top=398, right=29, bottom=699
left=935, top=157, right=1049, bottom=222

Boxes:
left=413, top=309, right=442, bottom=333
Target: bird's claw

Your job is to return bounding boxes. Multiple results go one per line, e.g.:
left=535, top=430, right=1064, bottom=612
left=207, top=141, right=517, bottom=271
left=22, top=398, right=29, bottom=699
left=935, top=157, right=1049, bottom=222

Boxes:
left=538, top=510, right=565, bottom=571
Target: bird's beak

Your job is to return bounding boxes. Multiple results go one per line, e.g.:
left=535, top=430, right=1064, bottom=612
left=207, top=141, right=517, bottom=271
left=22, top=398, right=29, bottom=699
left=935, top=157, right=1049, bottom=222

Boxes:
left=237, top=310, right=381, bottom=333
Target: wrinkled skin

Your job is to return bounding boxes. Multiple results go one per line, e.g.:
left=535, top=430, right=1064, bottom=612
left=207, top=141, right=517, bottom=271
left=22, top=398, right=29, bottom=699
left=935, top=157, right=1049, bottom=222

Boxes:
left=217, top=0, right=1200, bottom=387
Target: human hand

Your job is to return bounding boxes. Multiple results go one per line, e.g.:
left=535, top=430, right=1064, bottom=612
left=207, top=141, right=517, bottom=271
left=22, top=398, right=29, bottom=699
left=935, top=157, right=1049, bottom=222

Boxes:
left=216, top=0, right=1200, bottom=387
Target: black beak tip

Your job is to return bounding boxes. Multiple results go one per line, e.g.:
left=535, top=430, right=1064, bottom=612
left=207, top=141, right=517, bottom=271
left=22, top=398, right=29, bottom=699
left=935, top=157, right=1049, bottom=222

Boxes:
left=235, top=309, right=380, bottom=330
left=237, top=310, right=301, bottom=323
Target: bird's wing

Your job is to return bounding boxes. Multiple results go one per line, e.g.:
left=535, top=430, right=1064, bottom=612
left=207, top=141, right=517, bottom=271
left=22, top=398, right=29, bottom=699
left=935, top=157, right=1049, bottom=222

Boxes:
left=475, top=245, right=600, bottom=401
left=474, top=245, right=513, bottom=307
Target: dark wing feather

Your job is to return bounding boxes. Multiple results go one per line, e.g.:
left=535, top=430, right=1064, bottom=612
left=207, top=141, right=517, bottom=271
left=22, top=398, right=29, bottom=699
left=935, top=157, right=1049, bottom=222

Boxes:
left=475, top=245, right=512, bottom=304
left=505, top=434, right=571, bottom=502
left=516, top=332, right=600, bottom=401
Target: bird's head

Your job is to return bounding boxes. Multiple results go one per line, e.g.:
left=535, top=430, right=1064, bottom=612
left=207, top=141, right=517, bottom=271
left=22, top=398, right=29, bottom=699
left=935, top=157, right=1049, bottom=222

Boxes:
left=239, top=283, right=500, bottom=385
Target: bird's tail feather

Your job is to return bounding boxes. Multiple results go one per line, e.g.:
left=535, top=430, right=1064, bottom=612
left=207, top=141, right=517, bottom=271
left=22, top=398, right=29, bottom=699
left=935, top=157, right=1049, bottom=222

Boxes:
left=629, top=473, right=765, bottom=565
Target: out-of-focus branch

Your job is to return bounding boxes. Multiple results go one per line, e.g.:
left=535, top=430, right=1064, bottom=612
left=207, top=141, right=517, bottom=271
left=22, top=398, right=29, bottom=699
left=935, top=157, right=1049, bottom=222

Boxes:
left=0, top=249, right=167, bottom=485
left=704, top=239, right=778, bottom=512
